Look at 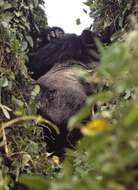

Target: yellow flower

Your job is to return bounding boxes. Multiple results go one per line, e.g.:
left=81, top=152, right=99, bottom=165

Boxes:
left=52, top=156, right=60, bottom=165
left=81, top=119, right=108, bottom=136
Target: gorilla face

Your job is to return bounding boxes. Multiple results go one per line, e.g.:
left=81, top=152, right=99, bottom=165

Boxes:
left=46, top=27, right=65, bottom=42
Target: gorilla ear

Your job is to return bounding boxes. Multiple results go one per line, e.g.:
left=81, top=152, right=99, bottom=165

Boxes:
left=98, top=23, right=119, bottom=44
left=81, top=30, right=97, bottom=45
left=98, top=26, right=112, bottom=44
left=81, top=23, right=117, bottom=46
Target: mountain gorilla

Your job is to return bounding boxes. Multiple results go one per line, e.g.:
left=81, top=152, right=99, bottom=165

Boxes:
left=29, top=26, right=113, bottom=79
left=28, top=25, right=115, bottom=153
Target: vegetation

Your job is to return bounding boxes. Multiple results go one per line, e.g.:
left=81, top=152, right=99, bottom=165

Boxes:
left=0, top=0, right=138, bottom=189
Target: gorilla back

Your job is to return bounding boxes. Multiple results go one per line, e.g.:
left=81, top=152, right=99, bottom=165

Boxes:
left=28, top=30, right=100, bottom=79
left=28, top=27, right=113, bottom=153
left=37, top=62, right=97, bottom=127
left=37, top=62, right=97, bottom=152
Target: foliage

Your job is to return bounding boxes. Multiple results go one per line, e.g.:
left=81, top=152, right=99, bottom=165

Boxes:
left=0, top=0, right=138, bottom=190
left=0, top=0, right=57, bottom=189
left=85, top=0, right=138, bottom=30
left=0, top=0, right=47, bottom=51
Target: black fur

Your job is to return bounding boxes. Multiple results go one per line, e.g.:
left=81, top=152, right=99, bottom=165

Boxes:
left=28, top=30, right=102, bottom=79
left=28, top=26, right=114, bottom=153
left=38, top=26, right=65, bottom=47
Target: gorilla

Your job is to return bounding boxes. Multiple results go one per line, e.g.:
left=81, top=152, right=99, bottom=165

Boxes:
left=28, top=25, right=115, bottom=153
left=28, top=25, right=113, bottom=79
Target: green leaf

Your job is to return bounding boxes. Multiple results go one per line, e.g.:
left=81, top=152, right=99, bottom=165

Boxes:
left=26, top=35, right=34, bottom=48
left=33, top=0, right=38, bottom=8
left=2, top=3, right=12, bottom=10
left=31, top=85, right=40, bottom=100
left=0, top=0, right=4, bottom=7
left=14, top=11, right=22, bottom=17
left=0, top=104, right=12, bottom=119
left=123, top=105, right=138, bottom=126
left=0, top=77, right=8, bottom=87
left=68, top=91, right=113, bottom=128
left=19, top=175, right=49, bottom=190
left=22, top=41, right=28, bottom=51
left=12, top=96, right=24, bottom=107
